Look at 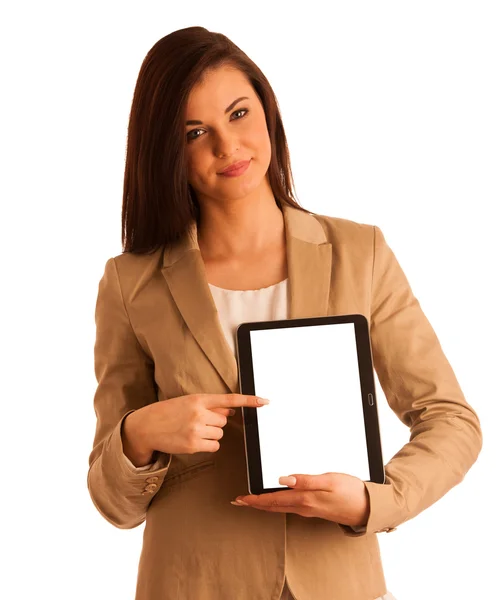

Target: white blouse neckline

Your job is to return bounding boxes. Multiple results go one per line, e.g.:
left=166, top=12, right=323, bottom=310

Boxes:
left=208, top=278, right=288, bottom=294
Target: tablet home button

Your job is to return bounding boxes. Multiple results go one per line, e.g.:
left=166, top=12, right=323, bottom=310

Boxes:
left=368, top=393, right=374, bottom=406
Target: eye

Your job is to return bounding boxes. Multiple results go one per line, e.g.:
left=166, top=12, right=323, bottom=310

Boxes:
left=186, top=108, right=249, bottom=142
left=231, top=108, right=248, bottom=120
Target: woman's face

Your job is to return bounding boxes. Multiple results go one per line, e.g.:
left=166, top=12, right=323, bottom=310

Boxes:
left=184, top=65, right=272, bottom=205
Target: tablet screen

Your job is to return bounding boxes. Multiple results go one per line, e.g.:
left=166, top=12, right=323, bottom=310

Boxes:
left=248, top=322, right=370, bottom=490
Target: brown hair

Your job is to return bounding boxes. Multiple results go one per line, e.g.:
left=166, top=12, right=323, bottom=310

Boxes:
left=121, top=26, right=313, bottom=254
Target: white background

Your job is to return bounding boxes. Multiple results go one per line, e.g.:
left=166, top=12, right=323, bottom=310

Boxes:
left=1, top=2, right=495, bottom=599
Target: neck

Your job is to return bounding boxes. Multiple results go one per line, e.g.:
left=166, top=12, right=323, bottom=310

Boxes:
left=196, top=188, right=285, bottom=261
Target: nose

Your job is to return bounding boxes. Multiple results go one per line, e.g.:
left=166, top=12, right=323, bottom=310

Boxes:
left=213, top=131, right=239, bottom=158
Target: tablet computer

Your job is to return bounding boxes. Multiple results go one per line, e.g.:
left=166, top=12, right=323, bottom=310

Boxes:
left=236, top=313, right=385, bottom=495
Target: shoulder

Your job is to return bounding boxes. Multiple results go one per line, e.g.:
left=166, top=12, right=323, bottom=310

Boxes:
left=310, top=211, right=377, bottom=251
left=109, top=247, right=164, bottom=285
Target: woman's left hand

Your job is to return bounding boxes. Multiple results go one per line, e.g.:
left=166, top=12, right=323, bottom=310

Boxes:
left=232, top=472, right=370, bottom=528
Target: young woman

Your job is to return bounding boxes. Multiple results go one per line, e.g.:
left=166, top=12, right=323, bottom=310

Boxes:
left=87, top=26, right=482, bottom=600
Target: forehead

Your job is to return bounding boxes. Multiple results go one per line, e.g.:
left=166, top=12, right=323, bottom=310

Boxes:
left=186, top=66, right=253, bottom=111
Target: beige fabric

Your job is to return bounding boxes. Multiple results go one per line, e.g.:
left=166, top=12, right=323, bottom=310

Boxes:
left=88, top=204, right=482, bottom=599
left=280, top=578, right=397, bottom=599
left=280, top=579, right=294, bottom=600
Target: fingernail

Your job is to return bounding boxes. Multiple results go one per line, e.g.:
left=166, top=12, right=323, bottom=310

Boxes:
left=231, top=499, right=248, bottom=506
left=279, top=476, right=296, bottom=486
left=257, top=398, right=270, bottom=405
left=228, top=409, right=236, bottom=416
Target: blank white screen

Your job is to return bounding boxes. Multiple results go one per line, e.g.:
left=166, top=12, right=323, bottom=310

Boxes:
left=249, top=322, right=370, bottom=489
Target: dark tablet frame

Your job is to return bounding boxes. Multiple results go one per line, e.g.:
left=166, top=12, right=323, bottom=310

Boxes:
left=236, top=313, right=385, bottom=495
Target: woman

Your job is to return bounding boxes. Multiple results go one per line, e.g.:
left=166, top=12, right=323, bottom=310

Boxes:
left=87, top=27, right=482, bottom=600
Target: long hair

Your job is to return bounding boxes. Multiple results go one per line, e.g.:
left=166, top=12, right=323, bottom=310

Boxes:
left=122, top=26, right=313, bottom=254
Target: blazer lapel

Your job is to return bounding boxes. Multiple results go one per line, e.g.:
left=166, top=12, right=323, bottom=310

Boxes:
left=161, top=203, right=332, bottom=393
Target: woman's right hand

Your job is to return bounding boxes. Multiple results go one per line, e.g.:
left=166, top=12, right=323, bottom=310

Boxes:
left=124, top=393, right=270, bottom=457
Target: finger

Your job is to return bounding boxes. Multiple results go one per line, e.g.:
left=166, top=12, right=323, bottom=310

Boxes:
left=211, top=407, right=236, bottom=417
left=204, top=411, right=229, bottom=428
left=244, top=503, right=300, bottom=514
left=279, top=473, right=338, bottom=491
left=238, top=491, right=301, bottom=508
left=202, top=424, right=225, bottom=440
left=206, top=393, right=270, bottom=409
left=236, top=501, right=312, bottom=519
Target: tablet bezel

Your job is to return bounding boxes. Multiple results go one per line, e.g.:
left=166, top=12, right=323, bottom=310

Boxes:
left=236, top=313, right=385, bottom=495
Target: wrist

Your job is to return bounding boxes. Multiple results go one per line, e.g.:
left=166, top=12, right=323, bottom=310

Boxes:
left=122, top=412, right=154, bottom=467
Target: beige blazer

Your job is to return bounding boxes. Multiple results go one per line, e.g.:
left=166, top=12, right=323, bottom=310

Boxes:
left=87, top=203, right=482, bottom=600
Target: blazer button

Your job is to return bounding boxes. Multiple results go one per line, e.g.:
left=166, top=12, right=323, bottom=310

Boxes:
left=143, top=483, right=157, bottom=494
left=146, top=476, right=159, bottom=483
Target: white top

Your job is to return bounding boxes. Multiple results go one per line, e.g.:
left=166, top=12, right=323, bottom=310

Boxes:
left=208, top=278, right=289, bottom=355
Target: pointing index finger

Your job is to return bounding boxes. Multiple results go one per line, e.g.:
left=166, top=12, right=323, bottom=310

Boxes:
left=208, top=394, right=270, bottom=409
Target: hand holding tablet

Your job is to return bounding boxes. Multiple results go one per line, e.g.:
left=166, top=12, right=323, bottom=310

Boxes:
left=231, top=470, right=371, bottom=529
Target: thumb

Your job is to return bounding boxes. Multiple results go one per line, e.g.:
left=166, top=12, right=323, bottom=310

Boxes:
left=279, top=473, right=336, bottom=490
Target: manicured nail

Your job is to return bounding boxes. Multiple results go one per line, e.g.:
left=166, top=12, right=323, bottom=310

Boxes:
left=231, top=499, right=248, bottom=506
left=257, top=398, right=270, bottom=405
left=279, top=476, right=296, bottom=486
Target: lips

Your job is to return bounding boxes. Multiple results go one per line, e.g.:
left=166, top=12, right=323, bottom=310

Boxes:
left=218, top=159, right=251, bottom=174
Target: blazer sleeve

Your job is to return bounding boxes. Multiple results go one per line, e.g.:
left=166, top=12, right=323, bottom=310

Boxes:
left=123, top=453, right=164, bottom=471
left=87, top=257, right=173, bottom=529
left=338, top=226, right=483, bottom=537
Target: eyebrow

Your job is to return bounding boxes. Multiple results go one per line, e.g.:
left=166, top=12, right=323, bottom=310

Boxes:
left=186, top=96, right=249, bottom=126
